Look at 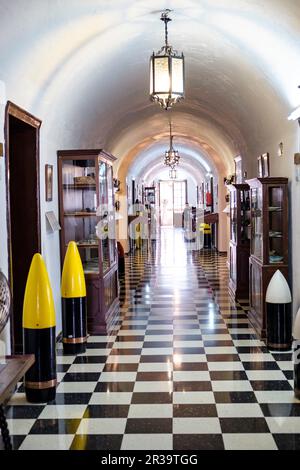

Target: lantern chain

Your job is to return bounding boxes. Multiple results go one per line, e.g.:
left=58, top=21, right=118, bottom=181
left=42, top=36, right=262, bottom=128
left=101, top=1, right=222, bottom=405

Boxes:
left=161, top=9, right=172, bottom=52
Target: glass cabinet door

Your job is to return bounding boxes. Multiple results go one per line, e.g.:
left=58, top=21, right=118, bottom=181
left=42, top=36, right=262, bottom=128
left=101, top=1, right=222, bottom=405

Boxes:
left=98, top=161, right=110, bottom=273
left=268, top=186, right=284, bottom=264
left=251, top=187, right=263, bottom=261
left=107, top=165, right=116, bottom=265
left=61, top=158, right=99, bottom=274
left=230, top=191, right=237, bottom=244
left=240, top=189, right=251, bottom=243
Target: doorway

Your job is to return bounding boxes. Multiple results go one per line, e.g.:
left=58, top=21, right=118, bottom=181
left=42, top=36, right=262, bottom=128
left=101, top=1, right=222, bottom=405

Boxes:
left=159, top=180, right=187, bottom=227
left=5, top=102, right=41, bottom=353
left=160, top=181, right=174, bottom=226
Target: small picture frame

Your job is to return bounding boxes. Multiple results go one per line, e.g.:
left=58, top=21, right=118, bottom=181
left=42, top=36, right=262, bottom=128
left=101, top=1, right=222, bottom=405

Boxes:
left=45, top=164, right=53, bottom=201
left=234, top=155, right=243, bottom=183
left=257, top=155, right=263, bottom=178
left=262, top=152, right=270, bottom=177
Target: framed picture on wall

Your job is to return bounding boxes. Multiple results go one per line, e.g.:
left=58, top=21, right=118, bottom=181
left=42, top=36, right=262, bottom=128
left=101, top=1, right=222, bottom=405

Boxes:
left=234, top=155, right=243, bottom=183
left=257, top=155, right=263, bottom=178
left=262, top=152, right=270, bottom=177
left=45, top=164, right=53, bottom=201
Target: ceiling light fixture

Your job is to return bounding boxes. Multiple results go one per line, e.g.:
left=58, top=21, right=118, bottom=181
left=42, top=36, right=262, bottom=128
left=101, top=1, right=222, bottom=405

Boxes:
left=150, top=9, right=185, bottom=110
left=164, top=120, right=180, bottom=168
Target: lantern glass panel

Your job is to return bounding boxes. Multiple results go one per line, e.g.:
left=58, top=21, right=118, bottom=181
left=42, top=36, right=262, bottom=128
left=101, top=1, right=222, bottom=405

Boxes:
left=172, top=57, right=184, bottom=94
left=154, top=56, right=170, bottom=93
left=150, top=59, right=153, bottom=94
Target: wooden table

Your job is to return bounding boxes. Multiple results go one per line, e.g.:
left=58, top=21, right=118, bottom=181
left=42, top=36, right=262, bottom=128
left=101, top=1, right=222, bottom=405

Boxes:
left=204, top=212, right=219, bottom=225
left=0, top=355, right=35, bottom=450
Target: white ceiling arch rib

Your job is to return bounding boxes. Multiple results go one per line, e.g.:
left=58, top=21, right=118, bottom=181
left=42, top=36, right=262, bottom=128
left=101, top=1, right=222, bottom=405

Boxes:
left=140, top=160, right=206, bottom=187
left=126, top=140, right=214, bottom=182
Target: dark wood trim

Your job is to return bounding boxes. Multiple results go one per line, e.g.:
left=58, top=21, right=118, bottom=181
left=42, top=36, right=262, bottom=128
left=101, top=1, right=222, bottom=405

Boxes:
left=246, top=177, right=288, bottom=185
left=6, top=101, right=41, bottom=129
left=204, top=212, right=219, bottom=224
left=5, top=102, right=42, bottom=352
left=57, top=149, right=116, bottom=163
left=103, top=261, right=118, bottom=281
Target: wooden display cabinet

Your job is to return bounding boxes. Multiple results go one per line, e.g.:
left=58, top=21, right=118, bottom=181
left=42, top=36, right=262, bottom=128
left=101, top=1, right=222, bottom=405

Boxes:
left=246, top=177, right=289, bottom=338
left=228, top=184, right=251, bottom=300
left=58, top=149, right=119, bottom=334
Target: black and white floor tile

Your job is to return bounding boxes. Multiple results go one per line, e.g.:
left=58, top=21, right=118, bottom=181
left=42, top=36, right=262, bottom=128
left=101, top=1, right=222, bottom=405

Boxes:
left=4, top=228, right=299, bottom=450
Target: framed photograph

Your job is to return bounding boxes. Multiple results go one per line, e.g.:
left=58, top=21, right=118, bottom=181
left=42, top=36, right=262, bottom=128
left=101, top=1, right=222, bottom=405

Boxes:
left=45, top=164, right=53, bottom=201
left=234, top=155, right=243, bottom=183
left=262, top=152, right=270, bottom=177
left=257, top=156, right=263, bottom=178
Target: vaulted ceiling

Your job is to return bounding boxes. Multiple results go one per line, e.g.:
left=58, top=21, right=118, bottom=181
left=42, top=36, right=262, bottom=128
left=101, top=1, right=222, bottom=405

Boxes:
left=1, top=0, right=300, bottom=178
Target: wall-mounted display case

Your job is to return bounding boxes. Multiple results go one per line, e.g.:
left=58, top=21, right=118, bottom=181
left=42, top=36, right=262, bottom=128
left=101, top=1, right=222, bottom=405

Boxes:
left=246, top=177, right=289, bottom=338
left=228, top=184, right=250, bottom=300
left=58, top=149, right=119, bottom=334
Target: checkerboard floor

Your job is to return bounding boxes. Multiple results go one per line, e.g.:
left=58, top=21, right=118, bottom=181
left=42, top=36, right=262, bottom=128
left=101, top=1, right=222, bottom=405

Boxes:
left=4, top=228, right=299, bottom=450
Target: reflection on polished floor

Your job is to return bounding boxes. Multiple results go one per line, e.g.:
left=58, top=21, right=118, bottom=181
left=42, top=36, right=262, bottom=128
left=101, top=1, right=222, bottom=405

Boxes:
left=5, top=228, right=300, bottom=450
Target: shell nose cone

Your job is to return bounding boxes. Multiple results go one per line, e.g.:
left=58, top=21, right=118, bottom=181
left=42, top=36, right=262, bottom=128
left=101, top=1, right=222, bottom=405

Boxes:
left=23, top=253, right=56, bottom=329
left=266, top=270, right=292, bottom=304
left=61, top=241, right=86, bottom=298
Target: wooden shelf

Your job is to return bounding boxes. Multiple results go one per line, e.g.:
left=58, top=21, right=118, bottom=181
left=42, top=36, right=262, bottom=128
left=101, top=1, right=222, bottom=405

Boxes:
left=64, top=212, right=97, bottom=217
left=63, top=184, right=96, bottom=190
left=74, top=243, right=98, bottom=248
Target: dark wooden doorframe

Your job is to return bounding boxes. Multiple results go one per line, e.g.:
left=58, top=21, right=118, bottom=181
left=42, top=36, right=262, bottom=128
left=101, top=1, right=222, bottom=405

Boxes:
left=5, top=101, right=42, bottom=353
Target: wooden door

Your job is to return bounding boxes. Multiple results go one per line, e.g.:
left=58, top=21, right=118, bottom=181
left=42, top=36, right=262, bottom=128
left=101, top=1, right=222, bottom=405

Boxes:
left=5, top=102, right=41, bottom=353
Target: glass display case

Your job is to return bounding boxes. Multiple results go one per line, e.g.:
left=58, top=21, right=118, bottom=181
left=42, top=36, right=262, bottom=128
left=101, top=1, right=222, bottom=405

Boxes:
left=228, top=184, right=250, bottom=300
left=246, top=177, right=289, bottom=338
left=58, top=149, right=118, bottom=334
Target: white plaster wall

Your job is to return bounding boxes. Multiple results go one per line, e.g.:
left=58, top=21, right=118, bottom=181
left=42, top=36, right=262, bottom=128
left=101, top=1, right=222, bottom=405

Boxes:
left=39, top=127, right=63, bottom=336
left=186, top=177, right=197, bottom=207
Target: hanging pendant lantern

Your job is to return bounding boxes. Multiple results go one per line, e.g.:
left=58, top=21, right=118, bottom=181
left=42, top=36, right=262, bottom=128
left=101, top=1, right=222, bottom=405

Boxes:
left=164, top=121, right=180, bottom=168
left=150, top=10, right=185, bottom=110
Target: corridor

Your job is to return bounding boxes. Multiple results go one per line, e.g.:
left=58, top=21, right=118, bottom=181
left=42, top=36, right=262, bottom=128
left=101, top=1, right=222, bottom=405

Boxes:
left=5, top=228, right=297, bottom=451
